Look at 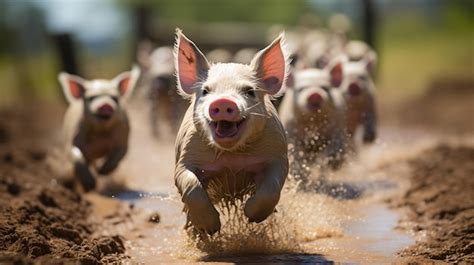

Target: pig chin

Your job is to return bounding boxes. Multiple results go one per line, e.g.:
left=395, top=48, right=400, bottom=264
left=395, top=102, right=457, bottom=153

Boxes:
left=207, top=118, right=248, bottom=150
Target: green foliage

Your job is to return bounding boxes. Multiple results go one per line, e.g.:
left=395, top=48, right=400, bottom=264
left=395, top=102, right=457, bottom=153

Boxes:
left=126, top=0, right=307, bottom=25
left=377, top=1, right=473, bottom=98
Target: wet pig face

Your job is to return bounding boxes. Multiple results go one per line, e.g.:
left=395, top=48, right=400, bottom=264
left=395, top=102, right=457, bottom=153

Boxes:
left=194, top=65, right=267, bottom=149
left=291, top=59, right=344, bottom=114
left=174, top=29, right=288, bottom=150
left=83, top=81, right=121, bottom=122
left=293, top=69, right=331, bottom=114
left=342, top=62, right=371, bottom=98
left=342, top=51, right=376, bottom=99
left=59, top=68, right=140, bottom=124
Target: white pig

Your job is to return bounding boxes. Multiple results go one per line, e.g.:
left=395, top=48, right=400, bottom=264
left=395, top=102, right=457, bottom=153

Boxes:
left=59, top=67, right=140, bottom=191
left=138, top=46, right=188, bottom=137
left=173, top=29, right=289, bottom=234
left=278, top=58, right=347, bottom=186
left=340, top=50, right=377, bottom=147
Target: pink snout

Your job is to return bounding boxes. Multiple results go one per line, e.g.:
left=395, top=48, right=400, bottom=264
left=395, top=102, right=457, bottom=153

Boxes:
left=97, top=104, right=114, bottom=116
left=209, top=98, right=240, bottom=121
left=307, top=93, right=323, bottom=111
left=349, top=83, right=361, bottom=96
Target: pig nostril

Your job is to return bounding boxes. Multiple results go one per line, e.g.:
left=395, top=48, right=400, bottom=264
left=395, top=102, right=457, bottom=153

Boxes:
left=227, top=108, right=233, bottom=114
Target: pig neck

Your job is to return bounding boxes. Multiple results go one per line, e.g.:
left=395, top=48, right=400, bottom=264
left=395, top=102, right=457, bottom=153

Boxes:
left=81, top=113, right=125, bottom=134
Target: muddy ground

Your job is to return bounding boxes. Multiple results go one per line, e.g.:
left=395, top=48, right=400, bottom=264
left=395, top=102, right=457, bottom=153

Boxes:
left=0, top=107, right=129, bottom=264
left=0, top=77, right=473, bottom=264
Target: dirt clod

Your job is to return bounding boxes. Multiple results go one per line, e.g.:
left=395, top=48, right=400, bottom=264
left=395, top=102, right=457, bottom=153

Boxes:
left=148, top=212, right=161, bottom=223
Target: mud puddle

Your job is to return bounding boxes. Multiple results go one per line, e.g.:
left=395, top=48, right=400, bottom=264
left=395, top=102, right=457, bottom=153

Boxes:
left=95, top=110, right=440, bottom=262
left=89, top=190, right=413, bottom=263
left=87, top=123, right=435, bottom=263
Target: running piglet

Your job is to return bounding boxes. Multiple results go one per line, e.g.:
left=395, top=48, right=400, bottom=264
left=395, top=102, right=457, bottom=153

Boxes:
left=173, top=29, right=290, bottom=235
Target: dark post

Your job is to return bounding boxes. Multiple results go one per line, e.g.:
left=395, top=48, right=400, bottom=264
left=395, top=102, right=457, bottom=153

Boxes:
left=132, top=5, right=153, bottom=61
left=52, top=33, right=80, bottom=75
left=362, top=0, right=376, bottom=50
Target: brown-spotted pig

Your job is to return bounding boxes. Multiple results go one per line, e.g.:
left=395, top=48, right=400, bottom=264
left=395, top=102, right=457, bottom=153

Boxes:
left=278, top=58, right=347, bottom=186
left=173, top=29, right=289, bottom=234
left=59, top=67, right=140, bottom=191
left=340, top=50, right=377, bottom=148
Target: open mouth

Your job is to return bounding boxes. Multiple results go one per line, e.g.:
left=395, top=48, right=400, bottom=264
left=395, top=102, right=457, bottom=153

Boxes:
left=95, top=113, right=113, bottom=121
left=307, top=102, right=322, bottom=112
left=209, top=119, right=246, bottom=144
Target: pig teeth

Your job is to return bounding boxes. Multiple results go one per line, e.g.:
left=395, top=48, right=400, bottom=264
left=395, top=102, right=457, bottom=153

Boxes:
left=209, top=119, right=246, bottom=138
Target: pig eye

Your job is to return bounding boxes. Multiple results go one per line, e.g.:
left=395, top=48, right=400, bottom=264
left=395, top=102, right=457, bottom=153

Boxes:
left=202, top=87, right=210, bottom=96
left=244, top=87, right=256, bottom=98
left=111, top=96, right=119, bottom=103
left=87, top=96, right=97, bottom=102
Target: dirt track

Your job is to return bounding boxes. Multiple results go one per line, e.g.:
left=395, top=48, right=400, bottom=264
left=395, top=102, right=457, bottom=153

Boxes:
left=0, top=78, right=473, bottom=263
left=389, top=144, right=474, bottom=263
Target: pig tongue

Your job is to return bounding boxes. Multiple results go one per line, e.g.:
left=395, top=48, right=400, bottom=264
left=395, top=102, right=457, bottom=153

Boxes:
left=215, top=121, right=238, bottom=138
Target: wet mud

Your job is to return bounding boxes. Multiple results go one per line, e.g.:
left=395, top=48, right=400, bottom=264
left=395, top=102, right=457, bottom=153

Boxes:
left=0, top=77, right=472, bottom=263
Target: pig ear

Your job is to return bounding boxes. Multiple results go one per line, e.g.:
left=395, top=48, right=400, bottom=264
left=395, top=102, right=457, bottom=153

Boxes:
left=113, top=65, right=141, bottom=99
left=364, top=51, right=377, bottom=78
left=325, top=56, right=346, bottom=88
left=251, top=33, right=289, bottom=97
left=58, top=72, right=86, bottom=103
left=174, top=29, right=210, bottom=97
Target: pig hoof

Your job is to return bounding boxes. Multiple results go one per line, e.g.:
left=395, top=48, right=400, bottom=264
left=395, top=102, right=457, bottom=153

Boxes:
left=363, top=133, right=376, bottom=143
left=244, top=196, right=277, bottom=223
left=97, top=166, right=115, bottom=175
left=75, top=164, right=96, bottom=192
left=188, top=211, right=221, bottom=235
left=78, top=174, right=96, bottom=192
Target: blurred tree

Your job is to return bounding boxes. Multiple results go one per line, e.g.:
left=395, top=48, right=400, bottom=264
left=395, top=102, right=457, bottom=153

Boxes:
left=0, top=1, right=48, bottom=100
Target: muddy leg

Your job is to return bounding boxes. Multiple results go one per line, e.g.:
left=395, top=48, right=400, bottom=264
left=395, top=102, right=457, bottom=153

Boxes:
left=150, top=88, right=160, bottom=138
left=326, top=130, right=347, bottom=170
left=176, top=169, right=221, bottom=234
left=97, top=147, right=127, bottom=175
left=71, top=147, right=95, bottom=192
left=362, top=98, right=377, bottom=144
left=244, top=159, right=287, bottom=223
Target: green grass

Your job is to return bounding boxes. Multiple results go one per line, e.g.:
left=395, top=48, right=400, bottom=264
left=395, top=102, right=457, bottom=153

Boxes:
left=377, top=9, right=473, bottom=99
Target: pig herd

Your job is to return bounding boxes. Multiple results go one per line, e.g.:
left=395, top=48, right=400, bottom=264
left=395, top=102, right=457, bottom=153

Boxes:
left=59, top=27, right=378, bottom=236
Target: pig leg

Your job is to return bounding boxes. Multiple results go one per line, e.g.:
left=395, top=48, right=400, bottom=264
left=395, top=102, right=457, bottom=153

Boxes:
left=97, top=147, right=127, bottom=175
left=150, top=87, right=160, bottom=137
left=326, top=130, right=346, bottom=170
left=71, top=146, right=96, bottom=191
left=362, top=98, right=377, bottom=143
left=176, top=168, right=221, bottom=234
left=244, top=159, right=287, bottom=223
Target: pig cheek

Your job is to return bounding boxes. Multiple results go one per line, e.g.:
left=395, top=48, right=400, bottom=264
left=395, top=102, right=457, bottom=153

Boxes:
left=243, top=109, right=266, bottom=140
left=193, top=101, right=213, bottom=136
